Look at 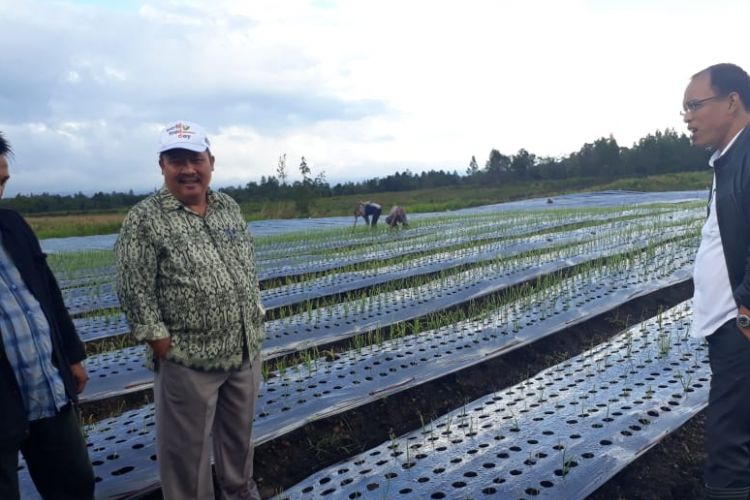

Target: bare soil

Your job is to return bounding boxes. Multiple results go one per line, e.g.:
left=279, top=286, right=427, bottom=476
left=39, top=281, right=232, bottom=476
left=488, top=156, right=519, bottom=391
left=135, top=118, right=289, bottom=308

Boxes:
left=588, top=411, right=705, bottom=499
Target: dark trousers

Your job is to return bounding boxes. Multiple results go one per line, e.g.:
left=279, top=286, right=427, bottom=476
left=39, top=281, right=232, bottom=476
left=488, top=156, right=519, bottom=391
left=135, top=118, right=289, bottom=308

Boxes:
left=705, top=319, right=750, bottom=499
left=366, top=208, right=381, bottom=227
left=0, top=404, right=95, bottom=500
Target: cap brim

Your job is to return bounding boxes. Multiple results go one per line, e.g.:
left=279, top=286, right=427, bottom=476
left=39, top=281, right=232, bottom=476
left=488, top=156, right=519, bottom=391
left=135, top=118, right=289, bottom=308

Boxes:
left=159, top=143, right=208, bottom=153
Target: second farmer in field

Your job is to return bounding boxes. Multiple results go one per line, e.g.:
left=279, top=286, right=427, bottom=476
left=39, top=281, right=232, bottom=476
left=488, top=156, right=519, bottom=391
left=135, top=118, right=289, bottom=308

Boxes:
left=115, top=121, right=266, bottom=500
left=385, top=205, right=408, bottom=229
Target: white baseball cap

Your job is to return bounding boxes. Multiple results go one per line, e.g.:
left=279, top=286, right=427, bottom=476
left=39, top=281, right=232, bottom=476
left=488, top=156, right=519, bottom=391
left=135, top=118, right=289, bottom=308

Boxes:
left=159, top=120, right=211, bottom=153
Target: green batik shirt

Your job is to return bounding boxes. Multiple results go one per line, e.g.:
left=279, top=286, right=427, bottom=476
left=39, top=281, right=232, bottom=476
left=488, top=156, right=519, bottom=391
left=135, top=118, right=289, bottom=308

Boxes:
left=115, top=187, right=265, bottom=372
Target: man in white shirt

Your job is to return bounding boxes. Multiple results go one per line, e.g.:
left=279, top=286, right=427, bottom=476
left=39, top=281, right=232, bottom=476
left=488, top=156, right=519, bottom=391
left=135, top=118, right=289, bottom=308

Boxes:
left=686, top=63, right=750, bottom=500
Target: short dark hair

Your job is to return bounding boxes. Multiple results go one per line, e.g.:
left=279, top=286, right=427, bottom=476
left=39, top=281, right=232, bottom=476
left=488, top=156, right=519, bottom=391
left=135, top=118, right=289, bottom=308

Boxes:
left=0, top=131, right=12, bottom=158
left=695, top=63, right=750, bottom=110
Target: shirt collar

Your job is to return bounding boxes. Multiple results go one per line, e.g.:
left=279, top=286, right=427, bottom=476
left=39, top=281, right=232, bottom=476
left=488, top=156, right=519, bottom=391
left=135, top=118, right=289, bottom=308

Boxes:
left=709, top=127, right=745, bottom=168
left=156, top=186, right=217, bottom=213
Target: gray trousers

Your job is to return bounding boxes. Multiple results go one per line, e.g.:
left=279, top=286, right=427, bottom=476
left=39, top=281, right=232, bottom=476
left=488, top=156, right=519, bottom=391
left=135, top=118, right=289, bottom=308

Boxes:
left=154, top=356, right=262, bottom=500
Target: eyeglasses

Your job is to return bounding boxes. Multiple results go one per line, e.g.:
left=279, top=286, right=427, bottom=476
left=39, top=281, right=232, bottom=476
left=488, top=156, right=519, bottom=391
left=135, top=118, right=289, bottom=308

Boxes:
left=681, top=95, right=723, bottom=116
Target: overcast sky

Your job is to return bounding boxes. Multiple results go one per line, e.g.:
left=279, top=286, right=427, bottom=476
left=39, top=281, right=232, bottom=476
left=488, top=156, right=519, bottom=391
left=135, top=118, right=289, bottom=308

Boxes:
left=0, top=0, right=746, bottom=196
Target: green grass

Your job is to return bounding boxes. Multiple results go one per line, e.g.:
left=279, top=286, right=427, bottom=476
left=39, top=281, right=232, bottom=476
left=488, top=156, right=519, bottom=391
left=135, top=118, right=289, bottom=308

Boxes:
left=26, top=212, right=127, bottom=240
left=593, top=171, right=712, bottom=192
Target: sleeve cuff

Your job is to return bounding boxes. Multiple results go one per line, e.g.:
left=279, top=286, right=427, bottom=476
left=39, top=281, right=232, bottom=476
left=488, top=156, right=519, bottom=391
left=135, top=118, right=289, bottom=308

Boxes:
left=132, top=323, right=171, bottom=342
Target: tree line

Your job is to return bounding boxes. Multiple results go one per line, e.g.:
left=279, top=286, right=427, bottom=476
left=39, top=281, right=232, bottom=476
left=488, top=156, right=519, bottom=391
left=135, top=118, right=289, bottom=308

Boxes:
left=0, top=128, right=710, bottom=214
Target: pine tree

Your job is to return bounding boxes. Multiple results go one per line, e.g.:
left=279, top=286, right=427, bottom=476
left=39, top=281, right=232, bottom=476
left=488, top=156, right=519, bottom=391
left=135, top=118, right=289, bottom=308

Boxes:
left=466, top=155, right=479, bottom=176
left=299, top=156, right=311, bottom=184
left=276, top=153, right=288, bottom=185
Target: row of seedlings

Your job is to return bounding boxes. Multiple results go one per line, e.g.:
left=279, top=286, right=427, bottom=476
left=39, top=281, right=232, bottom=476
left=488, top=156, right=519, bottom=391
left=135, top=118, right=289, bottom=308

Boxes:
left=18, top=231, right=698, bottom=498
left=251, top=205, right=677, bottom=261
left=71, top=206, right=701, bottom=343
left=260, top=208, right=700, bottom=309
left=254, top=205, right=681, bottom=279
left=47, top=202, right=692, bottom=294
left=78, top=215, right=701, bottom=402
left=43, top=207, right=647, bottom=342
left=57, top=204, right=695, bottom=317
left=277, top=300, right=707, bottom=499
left=50, top=207, right=573, bottom=287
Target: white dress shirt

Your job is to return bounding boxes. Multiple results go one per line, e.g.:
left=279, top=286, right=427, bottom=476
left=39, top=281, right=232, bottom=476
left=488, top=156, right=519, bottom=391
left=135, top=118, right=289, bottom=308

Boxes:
left=691, top=129, right=745, bottom=338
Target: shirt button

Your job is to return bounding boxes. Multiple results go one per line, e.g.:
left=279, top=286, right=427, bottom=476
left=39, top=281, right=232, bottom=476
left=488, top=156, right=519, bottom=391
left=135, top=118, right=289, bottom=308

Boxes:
left=11, top=284, right=17, bottom=290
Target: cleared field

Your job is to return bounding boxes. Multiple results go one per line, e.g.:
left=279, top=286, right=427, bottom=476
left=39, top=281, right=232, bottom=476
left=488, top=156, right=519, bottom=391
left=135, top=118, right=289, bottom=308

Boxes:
left=20, top=200, right=704, bottom=499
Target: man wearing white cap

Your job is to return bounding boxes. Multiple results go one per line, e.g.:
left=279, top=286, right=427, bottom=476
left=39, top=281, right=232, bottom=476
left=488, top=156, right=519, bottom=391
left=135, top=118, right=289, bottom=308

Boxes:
left=115, top=121, right=265, bottom=499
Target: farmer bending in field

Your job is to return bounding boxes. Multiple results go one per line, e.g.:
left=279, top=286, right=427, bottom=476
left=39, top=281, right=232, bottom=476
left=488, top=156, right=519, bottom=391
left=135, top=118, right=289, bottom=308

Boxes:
left=385, top=205, right=408, bottom=229
left=354, top=200, right=382, bottom=228
left=684, top=64, right=750, bottom=500
left=0, top=132, right=94, bottom=500
left=115, top=121, right=265, bottom=500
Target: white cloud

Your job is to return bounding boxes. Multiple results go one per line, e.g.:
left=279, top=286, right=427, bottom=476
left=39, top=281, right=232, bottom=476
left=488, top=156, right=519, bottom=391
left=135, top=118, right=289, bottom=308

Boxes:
left=0, top=0, right=748, bottom=195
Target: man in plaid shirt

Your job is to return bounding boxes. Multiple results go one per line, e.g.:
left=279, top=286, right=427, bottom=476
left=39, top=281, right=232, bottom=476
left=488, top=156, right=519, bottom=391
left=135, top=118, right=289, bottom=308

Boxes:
left=0, top=131, right=94, bottom=499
